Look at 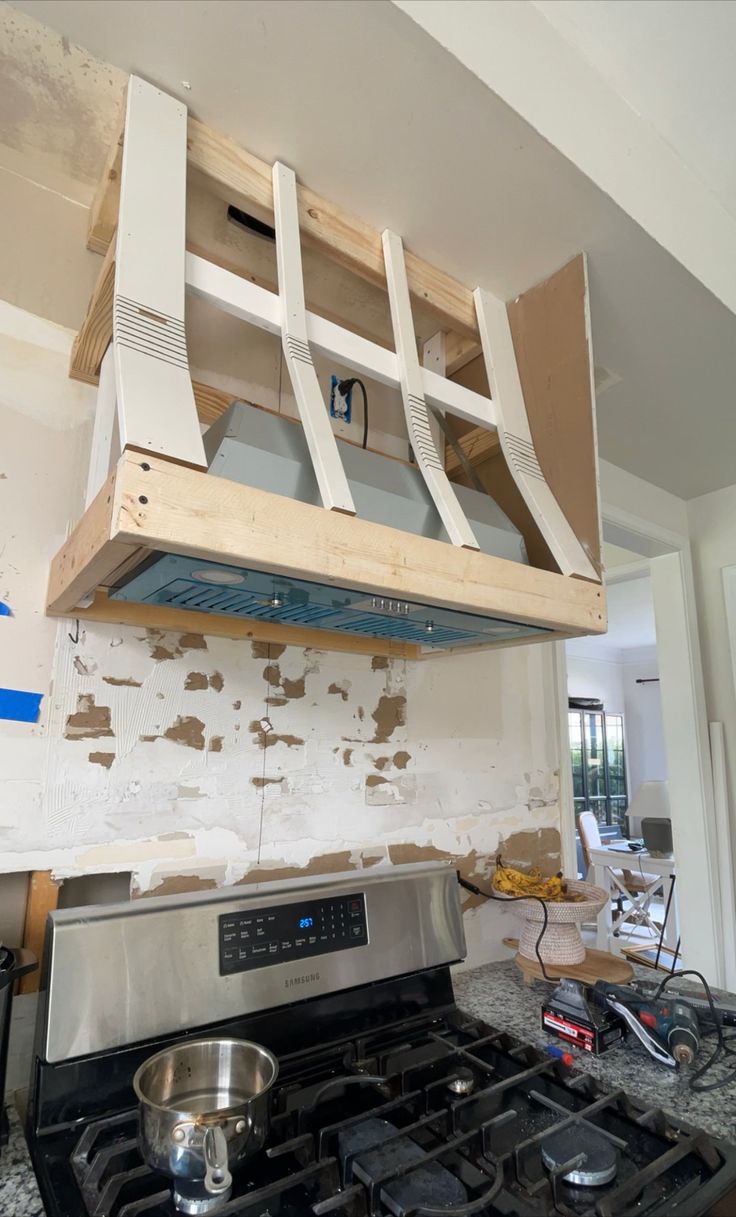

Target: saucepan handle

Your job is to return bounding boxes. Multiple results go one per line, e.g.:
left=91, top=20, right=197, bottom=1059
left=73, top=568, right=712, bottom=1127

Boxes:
left=203, top=1124, right=232, bottom=1196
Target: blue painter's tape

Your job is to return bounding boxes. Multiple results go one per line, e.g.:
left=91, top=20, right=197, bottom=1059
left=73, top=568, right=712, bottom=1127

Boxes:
left=0, top=603, right=11, bottom=616
left=0, top=688, right=43, bottom=723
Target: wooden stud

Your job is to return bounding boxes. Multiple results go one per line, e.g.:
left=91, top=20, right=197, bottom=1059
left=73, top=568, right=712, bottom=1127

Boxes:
left=89, top=107, right=479, bottom=339
left=69, top=239, right=115, bottom=383
left=48, top=451, right=606, bottom=637
left=192, top=381, right=237, bottom=426
left=445, top=426, right=502, bottom=477
left=445, top=333, right=482, bottom=376
left=187, top=118, right=479, bottom=337
left=87, top=92, right=126, bottom=254
left=19, top=872, right=60, bottom=995
left=47, top=466, right=137, bottom=615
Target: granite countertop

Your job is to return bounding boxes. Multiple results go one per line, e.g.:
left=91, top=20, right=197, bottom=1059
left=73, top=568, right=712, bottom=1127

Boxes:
left=453, top=959, right=736, bottom=1144
left=0, top=1105, right=44, bottom=1216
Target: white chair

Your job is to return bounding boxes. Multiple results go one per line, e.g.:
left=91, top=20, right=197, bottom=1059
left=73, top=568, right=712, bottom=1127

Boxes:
left=578, top=811, right=661, bottom=936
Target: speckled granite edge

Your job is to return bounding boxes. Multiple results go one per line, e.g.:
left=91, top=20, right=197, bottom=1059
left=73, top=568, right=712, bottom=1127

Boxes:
left=452, top=960, right=736, bottom=1144
left=0, top=1104, right=45, bottom=1216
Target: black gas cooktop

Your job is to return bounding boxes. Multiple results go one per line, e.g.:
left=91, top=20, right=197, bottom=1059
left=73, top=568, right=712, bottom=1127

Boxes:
left=31, top=994, right=736, bottom=1217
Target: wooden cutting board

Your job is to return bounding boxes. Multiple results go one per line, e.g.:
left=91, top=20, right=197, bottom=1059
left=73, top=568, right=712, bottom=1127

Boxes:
left=503, top=938, right=634, bottom=984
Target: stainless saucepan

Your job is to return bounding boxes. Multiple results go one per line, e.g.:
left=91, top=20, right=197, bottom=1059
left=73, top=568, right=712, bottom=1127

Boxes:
left=133, top=1037, right=279, bottom=1214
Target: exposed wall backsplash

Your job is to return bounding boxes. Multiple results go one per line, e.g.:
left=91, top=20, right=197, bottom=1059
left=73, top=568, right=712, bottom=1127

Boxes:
left=0, top=303, right=563, bottom=967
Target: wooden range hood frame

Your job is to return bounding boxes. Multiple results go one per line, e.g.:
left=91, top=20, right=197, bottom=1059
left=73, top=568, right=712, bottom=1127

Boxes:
left=50, top=76, right=606, bottom=659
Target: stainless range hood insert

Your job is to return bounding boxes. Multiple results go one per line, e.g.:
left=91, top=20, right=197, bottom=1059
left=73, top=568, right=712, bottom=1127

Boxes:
left=110, top=554, right=550, bottom=650
left=109, top=402, right=550, bottom=650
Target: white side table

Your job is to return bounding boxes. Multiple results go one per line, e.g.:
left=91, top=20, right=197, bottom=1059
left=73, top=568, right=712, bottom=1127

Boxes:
left=588, top=845, right=678, bottom=954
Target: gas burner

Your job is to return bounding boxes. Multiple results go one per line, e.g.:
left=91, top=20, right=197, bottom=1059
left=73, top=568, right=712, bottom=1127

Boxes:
left=541, top=1125, right=618, bottom=1187
left=339, top=1118, right=468, bottom=1215
left=173, top=1187, right=231, bottom=1215
left=446, top=1067, right=475, bottom=1096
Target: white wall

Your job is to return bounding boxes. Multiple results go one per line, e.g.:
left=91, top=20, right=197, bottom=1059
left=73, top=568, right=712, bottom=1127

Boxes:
left=566, top=654, right=625, bottom=714
left=622, top=647, right=667, bottom=797
left=688, top=483, right=736, bottom=839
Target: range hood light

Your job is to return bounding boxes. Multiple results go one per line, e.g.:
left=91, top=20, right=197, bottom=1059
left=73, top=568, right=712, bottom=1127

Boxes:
left=425, top=620, right=435, bottom=634
left=270, top=592, right=285, bottom=608
left=191, top=568, right=245, bottom=586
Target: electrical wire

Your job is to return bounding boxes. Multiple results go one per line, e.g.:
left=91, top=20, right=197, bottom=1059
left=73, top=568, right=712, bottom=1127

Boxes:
left=457, top=873, right=554, bottom=982
left=338, top=377, right=369, bottom=449
left=654, top=969, right=736, bottom=1092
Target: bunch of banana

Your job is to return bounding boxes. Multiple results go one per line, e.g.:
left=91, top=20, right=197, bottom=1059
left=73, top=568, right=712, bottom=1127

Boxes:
left=492, top=855, right=583, bottom=902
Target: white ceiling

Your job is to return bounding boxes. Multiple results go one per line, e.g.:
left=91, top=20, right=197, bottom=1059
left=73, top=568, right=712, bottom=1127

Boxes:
left=6, top=0, right=736, bottom=499
left=534, top=0, right=736, bottom=222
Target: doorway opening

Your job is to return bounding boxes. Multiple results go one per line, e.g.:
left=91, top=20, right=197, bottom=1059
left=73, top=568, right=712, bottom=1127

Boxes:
left=564, top=552, right=675, bottom=960
left=554, top=500, right=729, bottom=985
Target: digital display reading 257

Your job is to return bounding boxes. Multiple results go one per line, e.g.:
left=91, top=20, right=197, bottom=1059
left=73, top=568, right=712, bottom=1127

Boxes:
left=219, top=893, right=368, bottom=975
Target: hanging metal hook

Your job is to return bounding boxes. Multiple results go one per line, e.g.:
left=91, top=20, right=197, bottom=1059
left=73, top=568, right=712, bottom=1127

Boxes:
left=68, top=619, right=80, bottom=645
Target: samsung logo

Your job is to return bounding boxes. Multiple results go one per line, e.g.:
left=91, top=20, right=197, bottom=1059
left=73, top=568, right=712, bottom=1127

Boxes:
left=285, top=971, right=320, bottom=989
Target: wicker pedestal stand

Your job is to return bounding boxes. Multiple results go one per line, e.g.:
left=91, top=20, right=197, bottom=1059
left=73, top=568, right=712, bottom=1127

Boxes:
left=500, top=880, right=634, bottom=983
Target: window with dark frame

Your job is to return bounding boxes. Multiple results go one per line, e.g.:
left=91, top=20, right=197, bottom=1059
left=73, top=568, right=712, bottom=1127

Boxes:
left=568, top=700, right=628, bottom=828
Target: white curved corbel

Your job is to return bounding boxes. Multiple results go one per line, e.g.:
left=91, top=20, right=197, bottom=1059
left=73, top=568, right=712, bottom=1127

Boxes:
left=272, top=162, right=355, bottom=516
left=382, top=230, right=479, bottom=550
left=113, top=77, right=206, bottom=469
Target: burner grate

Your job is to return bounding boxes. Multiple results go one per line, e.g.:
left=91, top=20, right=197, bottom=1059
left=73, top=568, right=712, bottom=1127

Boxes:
left=57, top=1011, right=734, bottom=1217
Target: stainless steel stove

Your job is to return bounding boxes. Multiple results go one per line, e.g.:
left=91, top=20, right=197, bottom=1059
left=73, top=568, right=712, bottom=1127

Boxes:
left=26, top=863, right=736, bottom=1216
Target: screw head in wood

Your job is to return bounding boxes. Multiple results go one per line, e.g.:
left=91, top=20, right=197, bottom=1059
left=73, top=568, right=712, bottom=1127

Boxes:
left=141, top=462, right=151, bottom=471
left=138, top=495, right=148, bottom=504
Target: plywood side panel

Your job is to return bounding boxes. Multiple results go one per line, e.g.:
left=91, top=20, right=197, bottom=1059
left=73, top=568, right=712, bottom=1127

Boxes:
left=19, top=871, right=59, bottom=994
left=507, top=254, right=602, bottom=574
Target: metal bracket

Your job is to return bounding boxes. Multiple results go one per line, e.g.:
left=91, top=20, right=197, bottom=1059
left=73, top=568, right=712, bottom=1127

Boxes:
left=272, top=162, right=355, bottom=515
left=474, top=287, right=598, bottom=579
left=383, top=230, right=479, bottom=550
left=113, top=77, right=206, bottom=469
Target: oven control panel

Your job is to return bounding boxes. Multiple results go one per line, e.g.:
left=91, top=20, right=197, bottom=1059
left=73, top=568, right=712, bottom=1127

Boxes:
left=219, top=892, right=368, bottom=975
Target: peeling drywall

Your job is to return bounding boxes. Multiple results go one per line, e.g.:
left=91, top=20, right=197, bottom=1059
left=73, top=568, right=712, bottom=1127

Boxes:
left=0, top=305, right=565, bottom=970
